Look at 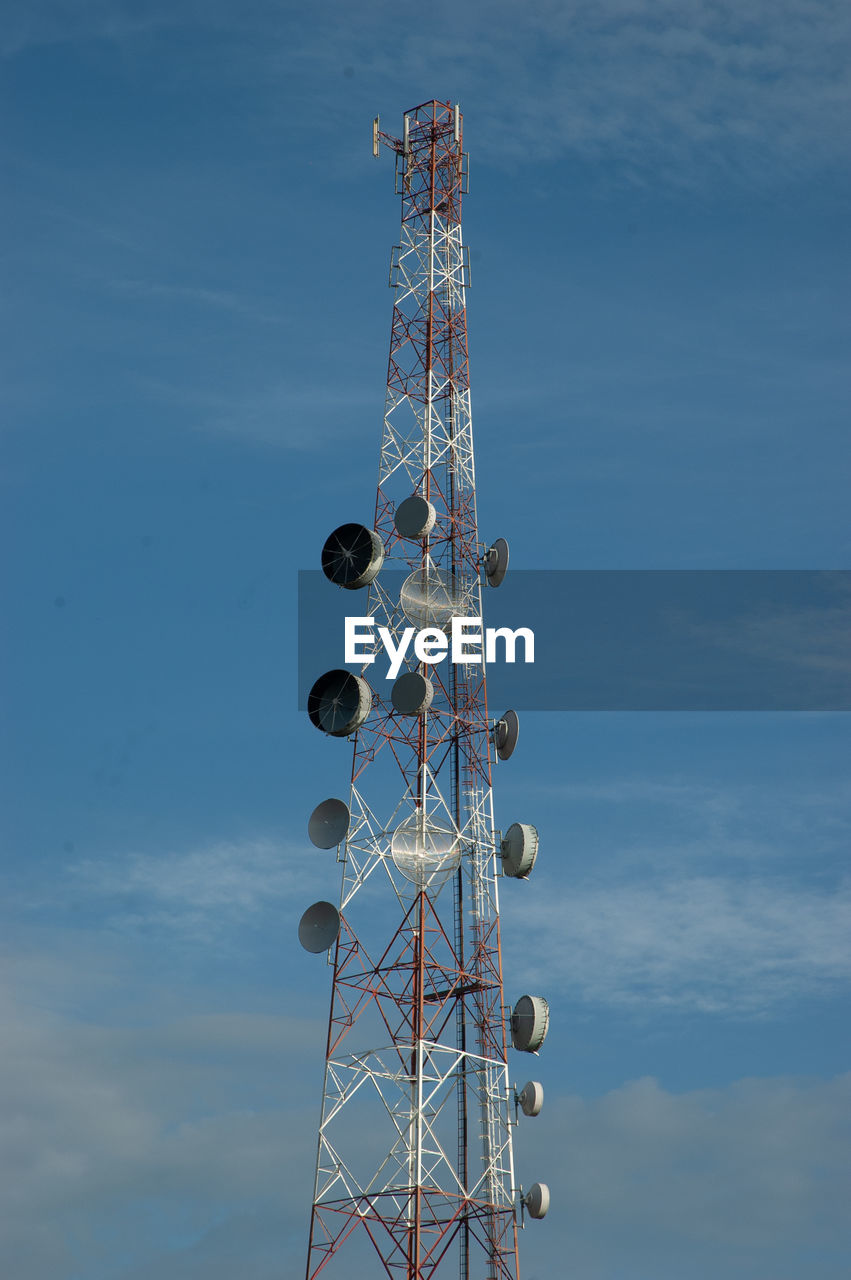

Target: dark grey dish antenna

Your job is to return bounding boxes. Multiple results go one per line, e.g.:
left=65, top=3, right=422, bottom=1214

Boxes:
left=298, top=900, right=341, bottom=953
left=394, top=495, right=436, bottom=540
left=308, top=798, right=351, bottom=849
left=485, top=537, right=509, bottom=587
left=501, top=822, right=538, bottom=878
left=308, top=669, right=372, bottom=737
left=494, top=709, right=520, bottom=761
left=510, top=994, right=550, bottom=1053
left=321, top=523, right=384, bottom=589
left=391, top=671, right=434, bottom=715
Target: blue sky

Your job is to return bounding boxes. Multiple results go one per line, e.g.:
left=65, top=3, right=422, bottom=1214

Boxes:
left=2, top=2, right=850, bottom=1277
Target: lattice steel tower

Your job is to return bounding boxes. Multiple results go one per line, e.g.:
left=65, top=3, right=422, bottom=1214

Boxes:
left=301, top=100, right=549, bottom=1280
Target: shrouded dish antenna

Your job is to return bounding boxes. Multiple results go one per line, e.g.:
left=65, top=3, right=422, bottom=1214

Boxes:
left=308, top=798, right=350, bottom=849
left=494, top=709, right=520, bottom=760
left=391, top=813, right=460, bottom=889
left=298, top=900, right=340, bottom=953
left=391, top=671, right=434, bottom=715
left=511, top=994, right=550, bottom=1053
left=524, top=1182, right=550, bottom=1219
left=400, top=564, right=471, bottom=633
left=501, top=822, right=538, bottom=878
left=308, top=670, right=372, bottom=737
left=394, top=495, right=436, bottom=540
left=321, top=523, right=384, bottom=589
left=485, top=537, right=509, bottom=587
left=517, top=1080, right=544, bottom=1117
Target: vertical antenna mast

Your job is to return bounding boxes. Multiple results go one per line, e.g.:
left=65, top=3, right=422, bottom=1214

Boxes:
left=301, top=100, right=549, bottom=1279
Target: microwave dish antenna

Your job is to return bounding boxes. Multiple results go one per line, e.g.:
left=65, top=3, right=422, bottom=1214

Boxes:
left=307, top=670, right=372, bottom=737
left=494, top=708, right=520, bottom=760
left=298, top=901, right=341, bottom=953
left=511, top=994, right=550, bottom=1053
left=308, top=798, right=351, bottom=849
left=485, top=536, right=509, bottom=587
left=394, top=494, right=436, bottom=540
left=400, top=563, right=471, bottom=632
left=321, top=523, right=384, bottom=589
left=391, top=670, right=434, bottom=715
left=501, top=822, right=538, bottom=878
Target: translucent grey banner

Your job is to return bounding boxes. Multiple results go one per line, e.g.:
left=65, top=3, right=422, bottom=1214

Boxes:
left=298, top=570, right=851, bottom=711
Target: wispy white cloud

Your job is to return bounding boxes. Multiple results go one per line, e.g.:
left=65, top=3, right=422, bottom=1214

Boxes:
left=111, top=278, right=285, bottom=325
left=4, top=1, right=847, bottom=187
left=0, top=973, right=319, bottom=1278
left=505, top=873, right=851, bottom=1012
left=1, top=947, right=847, bottom=1280
left=67, top=837, right=334, bottom=938
left=138, top=377, right=381, bottom=450
left=503, top=775, right=851, bottom=1012
left=519, top=1073, right=851, bottom=1275
left=663, top=576, right=851, bottom=685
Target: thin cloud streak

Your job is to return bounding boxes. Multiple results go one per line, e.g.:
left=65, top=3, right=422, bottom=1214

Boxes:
left=111, top=278, right=286, bottom=325
left=3, top=1, right=848, bottom=187
left=67, top=837, right=332, bottom=938
left=511, top=874, right=851, bottom=1012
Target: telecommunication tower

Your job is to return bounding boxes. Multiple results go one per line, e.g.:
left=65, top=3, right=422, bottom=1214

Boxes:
left=300, top=100, right=550, bottom=1279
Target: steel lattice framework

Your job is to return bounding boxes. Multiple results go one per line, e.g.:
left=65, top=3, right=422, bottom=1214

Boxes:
left=304, top=100, right=534, bottom=1280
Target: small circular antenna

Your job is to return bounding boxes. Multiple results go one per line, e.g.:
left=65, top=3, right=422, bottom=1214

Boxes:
left=298, top=901, right=340, bottom=953
left=501, top=822, right=538, bottom=878
left=485, top=537, right=509, bottom=587
left=308, top=798, right=350, bottom=849
left=518, top=1080, right=544, bottom=1117
left=321, top=523, right=384, bottom=589
left=400, top=565, right=470, bottom=633
left=394, top=495, right=436, bottom=540
left=390, top=813, right=460, bottom=889
left=511, top=994, right=550, bottom=1053
left=308, top=670, right=372, bottom=737
left=391, top=671, right=434, bottom=716
left=494, top=709, right=520, bottom=761
left=523, top=1182, right=550, bottom=1219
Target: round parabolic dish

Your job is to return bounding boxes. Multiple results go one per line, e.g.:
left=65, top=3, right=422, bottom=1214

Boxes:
left=495, top=709, right=520, bottom=761
left=394, top=495, right=436, bottom=540
left=308, top=798, right=350, bottom=849
left=391, top=671, right=434, bottom=715
left=511, top=994, right=550, bottom=1053
left=518, top=1080, right=544, bottom=1117
left=390, top=814, right=460, bottom=889
left=501, top=822, right=538, bottom=878
left=485, top=536, right=509, bottom=587
left=308, top=670, right=372, bottom=737
left=298, top=900, right=340, bottom=953
left=524, top=1182, right=550, bottom=1219
left=400, top=566, right=469, bottom=633
left=321, top=523, right=384, bottom=589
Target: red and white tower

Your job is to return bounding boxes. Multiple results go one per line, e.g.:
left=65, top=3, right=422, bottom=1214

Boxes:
left=301, top=100, right=549, bottom=1280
